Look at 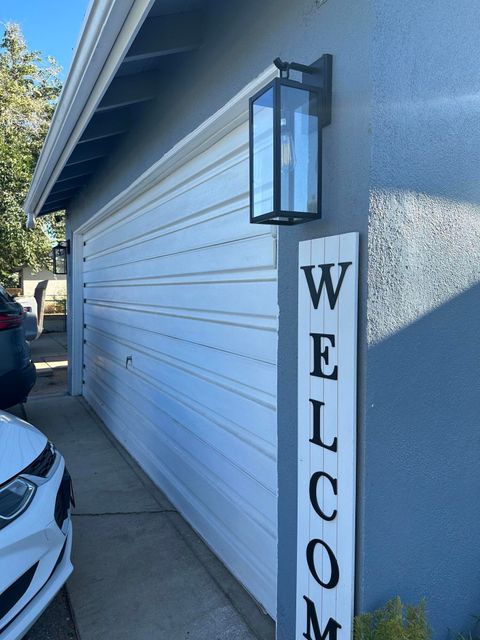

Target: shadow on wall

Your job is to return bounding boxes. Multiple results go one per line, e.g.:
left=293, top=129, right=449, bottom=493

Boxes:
left=363, top=281, right=480, bottom=639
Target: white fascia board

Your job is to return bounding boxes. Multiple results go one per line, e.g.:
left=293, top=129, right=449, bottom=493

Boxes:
left=25, top=0, right=154, bottom=227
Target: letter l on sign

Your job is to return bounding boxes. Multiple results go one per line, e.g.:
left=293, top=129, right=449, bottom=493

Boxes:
left=296, top=233, right=359, bottom=639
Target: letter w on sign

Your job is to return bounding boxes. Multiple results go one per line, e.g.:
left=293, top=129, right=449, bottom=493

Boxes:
left=296, top=233, right=359, bottom=640
left=300, top=262, right=352, bottom=310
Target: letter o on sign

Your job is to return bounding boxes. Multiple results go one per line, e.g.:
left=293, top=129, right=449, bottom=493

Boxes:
left=306, top=539, right=340, bottom=590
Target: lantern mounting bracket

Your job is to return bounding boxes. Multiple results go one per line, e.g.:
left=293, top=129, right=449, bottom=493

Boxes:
left=273, top=57, right=314, bottom=78
left=273, top=55, right=332, bottom=127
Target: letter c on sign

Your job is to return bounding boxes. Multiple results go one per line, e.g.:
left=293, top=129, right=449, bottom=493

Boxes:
left=306, top=539, right=340, bottom=590
left=309, top=471, right=337, bottom=522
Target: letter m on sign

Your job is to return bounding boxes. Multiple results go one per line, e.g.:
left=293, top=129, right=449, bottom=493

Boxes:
left=296, top=233, right=359, bottom=640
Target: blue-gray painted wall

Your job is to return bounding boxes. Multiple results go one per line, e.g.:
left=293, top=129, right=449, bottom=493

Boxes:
left=362, top=1, right=480, bottom=636
left=65, top=0, right=480, bottom=637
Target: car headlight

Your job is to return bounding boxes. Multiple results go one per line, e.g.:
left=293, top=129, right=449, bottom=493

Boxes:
left=0, top=478, right=36, bottom=530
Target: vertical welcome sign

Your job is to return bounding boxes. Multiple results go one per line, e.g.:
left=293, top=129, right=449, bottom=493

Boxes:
left=296, top=233, right=359, bottom=639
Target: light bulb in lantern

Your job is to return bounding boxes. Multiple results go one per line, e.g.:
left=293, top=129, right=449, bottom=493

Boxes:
left=280, top=117, right=296, bottom=172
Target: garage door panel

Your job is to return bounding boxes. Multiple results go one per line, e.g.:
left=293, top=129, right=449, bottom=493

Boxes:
left=85, top=375, right=277, bottom=551
left=84, top=337, right=276, bottom=440
left=84, top=203, right=254, bottom=271
left=85, top=324, right=277, bottom=406
left=84, top=204, right=248, bottom=267
left=84, top=323, right=277, bottom=398
left=82, top=121, right=277, bottom=617
left=88, top=127, right=248, bottom=247
left=83, top=234, right=276, bottom=283
left=84, top=359, right=277, bottom=518
left=87, top=392, right=277, bottom=615
left=85, top=134, right=250, bottom=257
left=84, top=303, right=277, bottom=364
left=84, top=341, right=277, bottom=488
left=85, top=280, right=277, bottom=318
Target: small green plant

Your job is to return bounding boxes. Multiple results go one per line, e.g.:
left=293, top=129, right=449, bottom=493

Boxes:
left=450, top=615, right=480, bottom=640
left=354, top=596, right=432, bottom=640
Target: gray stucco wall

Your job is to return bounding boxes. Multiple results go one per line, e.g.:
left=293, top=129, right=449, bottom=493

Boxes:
left=362, top=1, right=480, bottom=636
left=65, top=0, right=480, bottom=637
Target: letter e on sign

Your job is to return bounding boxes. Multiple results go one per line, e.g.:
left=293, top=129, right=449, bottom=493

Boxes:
left=296, top=233, right=359, bottom=639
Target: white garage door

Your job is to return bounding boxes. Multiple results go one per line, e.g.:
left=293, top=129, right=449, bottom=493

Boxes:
left=81, top=120, right=278, bottom=616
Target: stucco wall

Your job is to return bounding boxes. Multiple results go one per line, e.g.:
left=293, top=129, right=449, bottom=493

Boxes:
left=362, top=1, right=480, bottom=637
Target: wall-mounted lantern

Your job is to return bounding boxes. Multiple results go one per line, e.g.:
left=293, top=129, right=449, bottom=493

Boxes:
left=249, top=55, right=332, bottom=225
left=52, top=240, right=70, bottom=275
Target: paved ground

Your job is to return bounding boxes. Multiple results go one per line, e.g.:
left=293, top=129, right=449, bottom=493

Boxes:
left=29, top=332, right=68, bottom=397
left=30, top=332, right=67, bottom=359
left=14, top=332, right=275, bottom=640
left=23, top=590, right=77, bottom=640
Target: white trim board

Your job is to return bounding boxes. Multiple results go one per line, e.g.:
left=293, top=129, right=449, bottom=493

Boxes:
left=70, top=230, right=85, bottom=396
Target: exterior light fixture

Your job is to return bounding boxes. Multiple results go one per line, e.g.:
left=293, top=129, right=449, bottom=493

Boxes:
left=249, top=55, right=332, bottom=225
left=52, top=240, right=69, bottom=275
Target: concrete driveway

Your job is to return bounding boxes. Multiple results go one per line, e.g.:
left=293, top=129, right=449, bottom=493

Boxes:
left=19, top=393, right=274, bottom=640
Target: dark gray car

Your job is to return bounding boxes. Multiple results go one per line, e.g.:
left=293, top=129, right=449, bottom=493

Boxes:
left=0, top=285, right=36, bottom=409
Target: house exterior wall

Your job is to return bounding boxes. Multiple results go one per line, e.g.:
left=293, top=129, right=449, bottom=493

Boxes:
left=279, top=1, right=480, bottom=638
left=362, top=0, right=480, bottom=635
left=65, top=0, right=480, bottom=637
left=67, top=1, right=372, bottom=630
left=67, top=0, right=371, bottom=633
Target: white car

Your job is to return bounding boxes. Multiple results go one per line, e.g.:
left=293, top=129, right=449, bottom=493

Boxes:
left=0, top=411, right=73, bottom=640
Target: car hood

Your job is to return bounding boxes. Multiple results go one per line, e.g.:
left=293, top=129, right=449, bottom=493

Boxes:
left=0, top=411, right=47, bottom=484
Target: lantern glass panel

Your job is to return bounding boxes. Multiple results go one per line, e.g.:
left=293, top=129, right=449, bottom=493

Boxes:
left=53, top=246, right=67, bottom=275
left=280, top=85, right=319, bottom=214
left=251, top=87, right=274, bottom=219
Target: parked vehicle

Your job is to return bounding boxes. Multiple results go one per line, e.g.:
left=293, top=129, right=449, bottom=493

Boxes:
left=0, top=410, right=73, bottom=640
left=0, top=286, right=36, bottom=409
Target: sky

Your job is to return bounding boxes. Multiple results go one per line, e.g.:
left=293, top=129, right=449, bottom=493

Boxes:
left=0, top=0, right=90, bottom=78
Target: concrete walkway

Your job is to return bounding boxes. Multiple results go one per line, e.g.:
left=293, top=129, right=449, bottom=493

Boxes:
left=30, top=332, right=68, bottom=361
left=29, top=332, right=68, bottom=396
left=22, top=395, right=275, bottom=640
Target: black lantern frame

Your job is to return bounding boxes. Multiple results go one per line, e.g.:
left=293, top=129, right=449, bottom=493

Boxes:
left=249, top=55, right=332, bottom=225
left=52, top=240, right=69, bottom=275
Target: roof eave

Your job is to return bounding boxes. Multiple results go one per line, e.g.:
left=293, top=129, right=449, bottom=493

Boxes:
left=24, top=0, right=154, bottom=225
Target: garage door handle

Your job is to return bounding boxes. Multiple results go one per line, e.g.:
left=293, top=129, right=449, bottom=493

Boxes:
left=125, top=355, right=133, bottom=369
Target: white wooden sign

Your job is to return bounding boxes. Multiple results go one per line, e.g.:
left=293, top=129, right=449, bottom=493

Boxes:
left=296, top=233, right=359, bottom=640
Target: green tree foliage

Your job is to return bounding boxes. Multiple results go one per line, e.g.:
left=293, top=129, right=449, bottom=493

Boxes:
left=0, top=22, right=64, bottom=286
left=354, top=596, right=432, bottom=640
